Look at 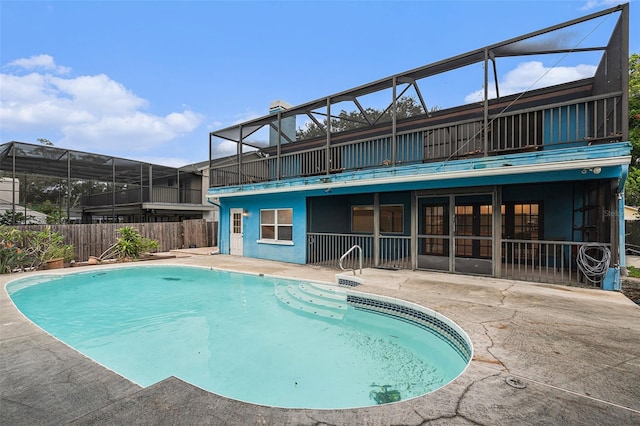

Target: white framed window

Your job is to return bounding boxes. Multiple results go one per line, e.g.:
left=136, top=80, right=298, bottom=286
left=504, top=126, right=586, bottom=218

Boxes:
left=259, top=208, right=293, bottom=244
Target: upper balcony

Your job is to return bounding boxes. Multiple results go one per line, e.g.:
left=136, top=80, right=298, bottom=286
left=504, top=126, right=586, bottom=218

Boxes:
left=79, top=184, right=203, bottom=207
left=208, top=4, right=629, bottom=189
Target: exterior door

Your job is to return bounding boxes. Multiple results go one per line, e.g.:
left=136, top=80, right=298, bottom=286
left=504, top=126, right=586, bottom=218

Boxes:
left=230, top=208, right=243, bottom=256
left=417, top=191, right=495, bottom=276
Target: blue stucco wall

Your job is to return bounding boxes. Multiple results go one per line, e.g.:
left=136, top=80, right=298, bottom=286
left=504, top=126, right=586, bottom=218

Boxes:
left=218, top=193, right=307, bottom=264
left=503, top=182, right=574, bottom=241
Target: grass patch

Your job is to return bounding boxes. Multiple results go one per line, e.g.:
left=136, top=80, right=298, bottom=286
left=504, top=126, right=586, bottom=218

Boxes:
left=627, top=266, right=640, bottom=278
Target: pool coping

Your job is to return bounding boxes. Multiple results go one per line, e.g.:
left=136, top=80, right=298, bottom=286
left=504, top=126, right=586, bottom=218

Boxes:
left=2, top=254, right=640, bottom=425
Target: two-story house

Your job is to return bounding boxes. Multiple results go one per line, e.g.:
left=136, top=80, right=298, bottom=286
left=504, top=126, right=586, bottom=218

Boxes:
left=207, top=4, right=631, bottom=290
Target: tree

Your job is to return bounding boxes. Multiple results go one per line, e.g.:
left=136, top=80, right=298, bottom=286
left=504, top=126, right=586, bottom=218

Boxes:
left=0, top=211, right=37, bottom=225
left=296, top=96, right=427, bottom=140
left=625, top=53, right=640, bottom=205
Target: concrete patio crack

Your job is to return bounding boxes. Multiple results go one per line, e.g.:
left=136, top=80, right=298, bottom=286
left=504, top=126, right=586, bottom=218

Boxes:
left=420, top=373, right=501, bottom=425
left=476, top=309, right=518, bottom=372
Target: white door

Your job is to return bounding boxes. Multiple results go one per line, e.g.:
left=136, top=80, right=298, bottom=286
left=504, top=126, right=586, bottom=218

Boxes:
left=230, top=208, right=243, bottom=256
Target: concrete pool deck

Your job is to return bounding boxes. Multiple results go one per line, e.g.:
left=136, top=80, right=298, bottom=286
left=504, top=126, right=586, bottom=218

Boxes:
left=1, top=254, right=639, bottom=425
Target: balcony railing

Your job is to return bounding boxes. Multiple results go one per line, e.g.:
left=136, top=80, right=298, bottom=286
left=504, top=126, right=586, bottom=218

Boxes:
left=211, top=92, right=623, bottom=187
left=81, top=186, right=203, bottom=207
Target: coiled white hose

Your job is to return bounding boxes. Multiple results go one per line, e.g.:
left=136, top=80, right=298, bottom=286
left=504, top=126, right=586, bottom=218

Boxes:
left=576, top=243, right=611, bottom=284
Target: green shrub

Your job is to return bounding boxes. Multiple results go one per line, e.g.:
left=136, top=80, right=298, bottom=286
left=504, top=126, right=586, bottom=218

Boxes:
left=114, top=226, right=159, bottom=260
left=0, top=226, right=74, bottom=272
left=0, top=242, right=25, bottom=273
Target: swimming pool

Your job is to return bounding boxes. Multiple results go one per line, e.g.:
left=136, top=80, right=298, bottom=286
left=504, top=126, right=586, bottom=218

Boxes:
left=6, top=265, right=472, bottom=409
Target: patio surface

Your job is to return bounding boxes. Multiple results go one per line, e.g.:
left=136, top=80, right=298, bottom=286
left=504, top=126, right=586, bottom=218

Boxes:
left=1, top=252, right=639, bottom=425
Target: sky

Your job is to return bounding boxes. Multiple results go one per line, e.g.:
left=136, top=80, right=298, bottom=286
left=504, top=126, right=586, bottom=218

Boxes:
left=1, top=0, right=638, bottom=168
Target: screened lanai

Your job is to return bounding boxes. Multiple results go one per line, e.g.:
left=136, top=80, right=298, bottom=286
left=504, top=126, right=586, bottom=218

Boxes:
left=0, top=141, right=210, bottom=224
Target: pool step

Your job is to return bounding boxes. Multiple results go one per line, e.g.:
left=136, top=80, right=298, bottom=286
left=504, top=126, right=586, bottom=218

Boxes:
left=274, top=283, right=348, bottom=320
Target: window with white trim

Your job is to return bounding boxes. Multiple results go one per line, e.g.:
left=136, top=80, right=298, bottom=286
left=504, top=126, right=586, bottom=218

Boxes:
left=260, top=208, right=293, bottom=242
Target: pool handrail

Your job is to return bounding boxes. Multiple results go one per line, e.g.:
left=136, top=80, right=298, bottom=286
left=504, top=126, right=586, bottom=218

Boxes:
left=339, top=245, right=362, bottom=275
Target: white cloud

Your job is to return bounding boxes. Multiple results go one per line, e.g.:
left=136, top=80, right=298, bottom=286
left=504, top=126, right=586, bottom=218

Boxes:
left=232, top=110, right=262, bottom=125
left=212, top=140, right=239, bottom=158
left=6, top=54, right=71, bottom=74
left=0, top=55, right=204, bottom=155
left=464, top=61, right=596, bottom=103
left=136, top=155, right=192, bottom=168
left=580, top=0, right=624, bottom=11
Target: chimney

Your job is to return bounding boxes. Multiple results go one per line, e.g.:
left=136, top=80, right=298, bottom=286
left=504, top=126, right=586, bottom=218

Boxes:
left=269, top=100, right=296, bottom=147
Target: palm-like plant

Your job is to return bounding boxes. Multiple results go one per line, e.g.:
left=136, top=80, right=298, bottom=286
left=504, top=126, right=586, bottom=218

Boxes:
left=113, top=226, right=159, bottom=260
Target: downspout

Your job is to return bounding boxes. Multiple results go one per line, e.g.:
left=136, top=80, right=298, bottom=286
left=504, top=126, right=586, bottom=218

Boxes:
left=617, top=166, right=629, bottom=278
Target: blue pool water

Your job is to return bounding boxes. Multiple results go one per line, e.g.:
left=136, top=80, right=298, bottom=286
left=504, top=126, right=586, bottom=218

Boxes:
left=7, top=265, right=471, bottom=409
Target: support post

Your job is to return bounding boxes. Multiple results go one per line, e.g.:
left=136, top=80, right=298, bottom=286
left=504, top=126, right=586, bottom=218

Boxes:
left=374, top=193, right=380, bottom=267
left=392, top=76, right=397, bottom=165
left=238, top=125, right=243, bottom=184
left=277, top=112, right=282, bottom=180
left=326, top=97, right=331, bottom=175
left=483, top=48, right=489, bottom=156
left=493, top=186, right=502, bottom=278
left=112, top=158, right=116, bottom=221
left=411, top=191, right=417, bottom=270
left=11, top=143, right=16, bottom=225
left=67, top=150, right=71, bottom=223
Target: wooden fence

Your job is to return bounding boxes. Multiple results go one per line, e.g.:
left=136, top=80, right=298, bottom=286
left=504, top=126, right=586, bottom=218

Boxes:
left=11, top=219, right=217, bottom=262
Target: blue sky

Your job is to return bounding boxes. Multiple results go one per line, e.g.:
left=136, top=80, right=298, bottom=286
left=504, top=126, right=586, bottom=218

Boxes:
left=1, top=0, right=638, bottom=167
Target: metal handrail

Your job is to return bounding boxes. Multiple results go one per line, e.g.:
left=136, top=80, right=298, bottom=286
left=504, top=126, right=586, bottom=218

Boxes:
left=339, top=244, right=362, bottom=275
